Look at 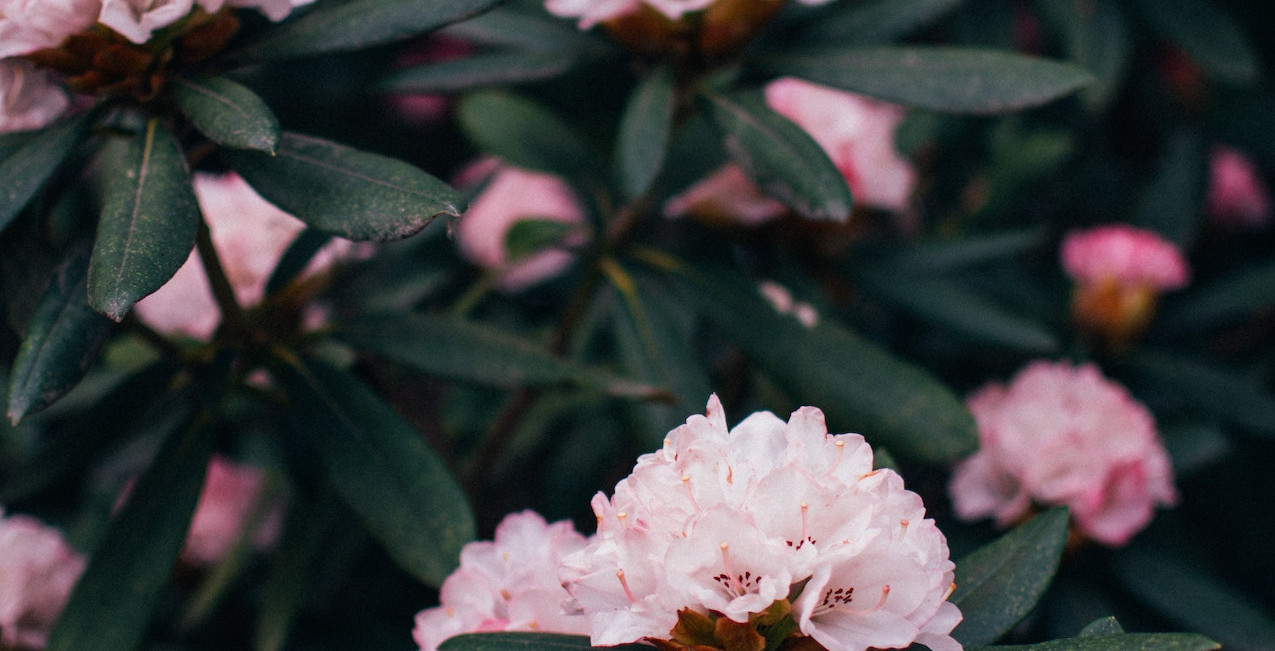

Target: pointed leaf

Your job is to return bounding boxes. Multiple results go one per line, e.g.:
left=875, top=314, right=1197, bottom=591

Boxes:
left=225, top=0, right=501, bottom=64
left=1122, top=350, right=1275, bottom=436
left=678, top=263, right=976, bottom=463
left=88, top=119, right=199, bottom=321
left=47, top=414, right=216, bottom=651
left=272, top=354, right=476, bottom=586
left=980, top=633, right=1219, bottom=651
left=439, top=4, right=614, bottom=53
left=1134, top=0, right=1257, bottom=84
left=227, top=132, right=463, bottom=241
left=875, top=228, right=1047, bottom=272
left=799, top=0, right=968, bottom=45
left=1156, top=259, right=1275, bottom=334
left=172, top=76, right=280, bottom=153
left=8, top=250, right=115, bottom=424
left=457, top=91, right=606, bottom=184
left=441, top=632, right=649, bottom=651
left=700, top=89, right=852, bottom=222
left=616, top=64, right=676, bottom=200
left=952, top=508, right=1070, bottom=647
left=0, top=112, right=91, bottom=234
left=265, top=229, right=333, bottom=295
left=755, top=47, right=1094, bottom=113
left=380, top=51, right=577, bottom=93
left=333, top=313, right=666, bottom=399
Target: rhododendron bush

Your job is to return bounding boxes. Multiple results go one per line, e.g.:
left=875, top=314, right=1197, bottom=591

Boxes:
left=2, top=0, right=1274, bottom=649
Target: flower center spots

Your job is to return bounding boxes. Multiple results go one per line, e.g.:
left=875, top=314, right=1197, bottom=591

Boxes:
left=786, top=503, right=817, bottom=549
left=814, top=585, right=890, bottom=616
left=712, top=570, right=759, bottom=596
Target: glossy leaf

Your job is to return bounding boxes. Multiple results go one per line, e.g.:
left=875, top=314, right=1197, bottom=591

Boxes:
left=980, top=633, right=1219, bottom=651
left=381, top=51, right=576, bottom=93
left=755, top=47, right=1094, bottom=113
left=504, top=218, right=577, bottom=261
left=1122, top=350, right=1275, bottom=436
left=273, top=354, right=475, bottom=586
left=254, top=492, right=341, bottom=651
left=616, top=64, right=676, bottom=199
left=856, top=269, right=1058, bottom=353
left=439, top=4, right=614, bottom=53
left=679, top=263, right=976, bottom=463
left=700, top=90, right=852, bottom=222
left=47, top=414, right=216, bottom=651
left=7, top=251, right=114, bottom=424
left=0, top=112, right=90, bottom=234
left=441, top=632, right=649, bottom=651
left=1037, top=0, right=1131, bottom=111
left=88, top=119, right=199, bottom=321
left=1133, top=129, right=1204, bottom=247
left=876, top=228, right=1047, bottom=272
left=227, top=132, right=463, bottom=241
left=1156, top=259, right=1275, bottom=334
left=264, top=229, right=333, bottom=296
left=800, top=0, right=967, bottom=45
left=225, top=0, right=500, bottom=64
left=953, top=508, right=1070, bottom=647
left=1078, top=617, right=1125, bottom=637
left=457, top=91, right=606, bottom=184
left=333, top=313, right=665, bottom=399
left=1134, top=0, right=1257, bottom=84
left=172, top=76, right=281, bottom=153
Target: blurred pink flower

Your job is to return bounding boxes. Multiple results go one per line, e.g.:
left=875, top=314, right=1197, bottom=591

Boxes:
left=0, top=0, right=100, bottom=58
left=758, top=280, right=817, bottom=327
left=413, top=511, right=591, bottom=651
left=0, top=59, right=69, bottom=134
left=388, top=37, right=474, bottom=127
left=559, top=395, right=960, bottom=651
left=545, top=0, right=832, bottom=29
left=1060, top=224, right=1189, bottom=291
left=0, top=510, right=86, bottom=649
left=949, top=361, right=1177, bottom=547
left=182, top=455, right=281, bottom=566
left=97, top=0, right=193, bottom=43
left=134, top=172, right=363, bottom=339
left=454, top=161, right=586, bottom=291
left=666, top=77, right=914, bottom=225
left=1206, top=145, right=1271, bottom=228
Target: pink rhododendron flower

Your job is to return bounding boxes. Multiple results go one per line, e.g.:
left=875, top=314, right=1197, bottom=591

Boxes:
left=413, top=511, right=591, bottom=651
left=545, top=0, right=831, bottom=29
left=97, top=0, right=193, bottom=43
left=0, top=0, right=100, bottom=58
left=183, top=455, right=281, bottom=566
left=0, top=510, right=86, bottom=649
left=1060, top=224, right=1189, bottom=291
left=559, top=396, right=960, bottom=651
left=949, top=361, right=1177, bottom=547
left=454, top=160, right=586, bottom=292
left=666, top=78, right=914, bottom=225
left=0, top=59, right=69, bottom=134
left=1206, top=145, right=1271, bottom=228
left=134, top=172, right=363, bottom=339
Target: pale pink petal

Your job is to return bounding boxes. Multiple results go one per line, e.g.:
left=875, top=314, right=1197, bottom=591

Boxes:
left=1060, top=224, right=1189, bottom=290
left=0, top=59, right=69, bottom=134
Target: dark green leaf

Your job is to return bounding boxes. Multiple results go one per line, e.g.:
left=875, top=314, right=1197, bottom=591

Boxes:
left=439, top=4, right=614, bottom=53
left=953, top=508, right=1070, bottom=647
left=441, top=632, right=649, bottom=651
left=225, top=0, right=501, bottom=64
left=380, top=51, right=576, bottom=93
left=1133, top=129, right=1205, bottom=247
left=227, top=132, right=462, bottom=241
left=47, top=414, right=216, bottom=651
left=700, top=90, right=852, bottom=222
left=333, top=313, right=666, bottom=399
left=979, top=633, right=1220, bottom=651
left=1156, top=259, right=1275, bottom=334
left=0, top=112, right=91, bottom=234
left=1134, top=0, right=1257, bottom=84
left=678, top=263, right=976, bottom=463
left=857, top=269, right=1058, bottom=353
left=457, top=91, right=606, bottom=184
left=1160, top=421, right=1230, bottom=475
left=7, top=251, right=115, bottom=424
left=616, top=65, right=676, bottom=200
left=273, top=355, right=475, bottom=586
left=264, top=229, right=333, bottom=296
left=504, top=218, right=577, bottom=261
left=1122, top=350, right=1275, bottom=436
left=877, top=227, right=1047, bottom=272
left=254, top=492, right=341, bottom=651
left=1079, top=617, right=1125, bottom=637
left=1114, top=548, right=1275, bottom=651
left=1036, top=0, right=1130, bottom=111
left=88, top=119, right=199, bottom=321
left=755, top=47, right=1094, bottom=113
left=799, top=0, right=967, bottom=45
left=172, top=76, right=280, bottom=153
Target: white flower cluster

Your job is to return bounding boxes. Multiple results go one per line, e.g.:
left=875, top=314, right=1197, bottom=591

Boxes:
left=416, top=397, right=961, bottom=651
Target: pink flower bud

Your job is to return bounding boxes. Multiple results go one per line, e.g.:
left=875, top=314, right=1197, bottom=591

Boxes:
left=1206, top=145, right=1271, bottom=228
left=1061, top=224, right=1189, bottom=291
left=0, top=510, right=86, bottom=649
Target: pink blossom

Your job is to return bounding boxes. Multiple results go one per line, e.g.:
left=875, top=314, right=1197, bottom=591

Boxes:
left=545, top=0, right=832, bottom=29
left=0, top=510, right=86, bottom=649
left=412, top=511, right=591, bottom=651
left=1206, top=145, right=1271, bottom=228
left=454, top=161, right=586, bottom=292
left=387, top=37, right=474, bottom=127
left=0, top=0, right=100, bottom=58
left=949, top=361, right=1177, bottom=547
left=1060, top=224, right=1189, bottom=291
left=0, top=59, right=69, bottom=134
left=666, top=78, right=915, bottom=224
left=758, top=280, right=817, bottom=328
left=182, top=455, right=281, bottom=566
left=559, top=396, right=960, bottom=651
left=134, top=172, right=363, bottom=339
left=97, top=0, right=193, bottom=43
